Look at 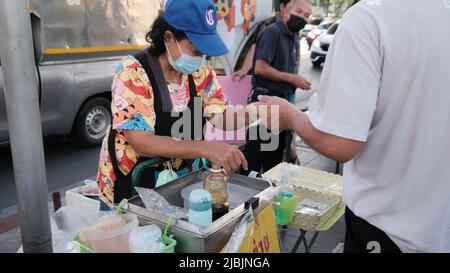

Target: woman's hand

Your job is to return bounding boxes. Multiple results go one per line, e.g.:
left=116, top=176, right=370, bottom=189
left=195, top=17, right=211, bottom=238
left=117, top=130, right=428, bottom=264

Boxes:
left=202, top=142, right=248, bottom=175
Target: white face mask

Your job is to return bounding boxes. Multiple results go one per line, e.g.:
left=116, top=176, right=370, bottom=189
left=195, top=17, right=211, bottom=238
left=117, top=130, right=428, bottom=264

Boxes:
left=165, top=39, right=205, bottom=74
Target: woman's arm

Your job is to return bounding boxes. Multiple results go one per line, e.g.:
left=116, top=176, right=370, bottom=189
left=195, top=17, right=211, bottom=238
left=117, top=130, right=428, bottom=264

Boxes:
left=123, top=131, right=248, bottom=174
left=208, top=103, right=260, bottom=132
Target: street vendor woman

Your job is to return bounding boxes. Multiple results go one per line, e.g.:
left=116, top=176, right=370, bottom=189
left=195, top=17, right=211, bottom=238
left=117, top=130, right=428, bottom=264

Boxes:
left=96, top=0, right=258, bottom=209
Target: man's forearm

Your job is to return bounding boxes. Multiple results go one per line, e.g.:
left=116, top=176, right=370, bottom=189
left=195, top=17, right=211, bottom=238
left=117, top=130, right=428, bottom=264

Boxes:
left=255, top=60, right=293, bottom=84
left=285, top=107, right=364, bottom=163
left=241, top=44, right=256, bottom=74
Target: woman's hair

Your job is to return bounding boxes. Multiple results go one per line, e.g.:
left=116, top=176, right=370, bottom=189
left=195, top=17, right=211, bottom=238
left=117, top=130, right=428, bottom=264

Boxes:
left=146, top=12, right=187, bottom=57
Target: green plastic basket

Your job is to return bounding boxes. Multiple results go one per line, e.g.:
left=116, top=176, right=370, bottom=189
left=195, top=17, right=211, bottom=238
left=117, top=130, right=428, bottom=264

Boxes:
left=160, top=235, right=177, bottom=253
left=73, top=235, right=95, bottom=253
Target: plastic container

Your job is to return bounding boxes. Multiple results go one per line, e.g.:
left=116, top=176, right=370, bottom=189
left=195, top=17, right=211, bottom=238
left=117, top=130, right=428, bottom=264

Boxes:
left=73, top=234, right=177, bottom=253
left=87, top=214, right=138, bottom=253
left=188, top=189, right=213, bottom=228
left=73, top=235, right=95, bottom=253
left=274, top=192, right=299, bottom=225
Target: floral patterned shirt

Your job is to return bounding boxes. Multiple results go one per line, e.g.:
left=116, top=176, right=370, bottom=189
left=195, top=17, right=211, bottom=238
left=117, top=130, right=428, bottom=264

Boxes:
left=97, top=55, right=230, bottom=208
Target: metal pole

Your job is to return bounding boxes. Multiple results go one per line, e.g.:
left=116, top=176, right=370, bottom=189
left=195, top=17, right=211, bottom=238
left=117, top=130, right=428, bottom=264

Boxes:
left=0, top=0, right=52, bottom=252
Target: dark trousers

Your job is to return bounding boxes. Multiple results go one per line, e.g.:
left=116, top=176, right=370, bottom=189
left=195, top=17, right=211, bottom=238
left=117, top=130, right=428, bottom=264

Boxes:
left=242, top=87, right=293, bottom=175
left=243, top=128, right=289, bottom=175
left=344, top=207, right=402, bottom=253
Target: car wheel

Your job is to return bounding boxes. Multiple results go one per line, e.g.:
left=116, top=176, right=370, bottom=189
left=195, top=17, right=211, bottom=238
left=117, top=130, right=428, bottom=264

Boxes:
left=74, top=97, right=111, bottom=147
left=312, top=60, right=322, bottom=68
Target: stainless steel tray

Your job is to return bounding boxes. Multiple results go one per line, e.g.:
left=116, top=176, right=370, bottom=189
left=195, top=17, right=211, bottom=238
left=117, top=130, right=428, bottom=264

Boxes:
left=121, top=169, right=274, bottom=253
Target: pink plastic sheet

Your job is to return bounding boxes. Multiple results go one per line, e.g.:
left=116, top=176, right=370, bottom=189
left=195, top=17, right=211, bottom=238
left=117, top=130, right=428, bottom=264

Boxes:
left=204, top=76, right=252, bottom=144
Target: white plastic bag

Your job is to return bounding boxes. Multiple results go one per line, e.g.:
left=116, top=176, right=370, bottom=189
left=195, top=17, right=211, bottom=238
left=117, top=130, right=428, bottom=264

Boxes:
left=135, top=187, right=188, bottom=219
left=221, top=207, right=255, bottom=253
left=51, top=206, right=98, bottom=253
left=129, top=225, right=166, bottom=253
left=82, top=179, right=99, bottom=196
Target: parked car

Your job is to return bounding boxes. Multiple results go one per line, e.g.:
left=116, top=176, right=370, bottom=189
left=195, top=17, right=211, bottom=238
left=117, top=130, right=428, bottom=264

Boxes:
left=306, top=20, right=335, bottom=49
left=300, top=16, right=324, bottom=39
left=310, top=21, right=340, bottom=68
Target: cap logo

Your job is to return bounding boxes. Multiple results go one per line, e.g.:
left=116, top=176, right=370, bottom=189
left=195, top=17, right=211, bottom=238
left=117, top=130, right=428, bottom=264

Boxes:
left=206, top=9, right=215, bottom=26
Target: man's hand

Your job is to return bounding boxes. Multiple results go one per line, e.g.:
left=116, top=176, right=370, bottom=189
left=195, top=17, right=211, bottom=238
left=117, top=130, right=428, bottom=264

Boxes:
left=202, top=142, right=248, bottom=176
left=232, top=70, right=248, bottom=81
left=289, top=75, right=312, bottom=91
left=257, top=95, right=298, bottom=133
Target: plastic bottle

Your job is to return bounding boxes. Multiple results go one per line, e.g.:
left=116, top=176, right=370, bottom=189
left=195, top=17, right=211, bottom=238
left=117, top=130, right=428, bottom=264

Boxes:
left=203, top=169, right=229, bottom=221
left=188, top=189, right=213, bottom=228
left=274, top=165, right=301, bottom=225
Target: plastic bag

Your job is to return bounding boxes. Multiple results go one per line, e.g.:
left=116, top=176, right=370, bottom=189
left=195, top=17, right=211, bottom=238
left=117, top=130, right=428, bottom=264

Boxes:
left=323, top=183, right=343, bottom=196
left=135, top=187, right=188, bottom=219
left=280, top=164, right=302, bottom=191
left=16, top=206, right=97, bottom=253
left=82, top=179, right=99, bottom=196
left=129, top=225, right=166, bottom=253
left=51, top=206, right=99, bottom=253
left=221, top=207, right=255, bottom=253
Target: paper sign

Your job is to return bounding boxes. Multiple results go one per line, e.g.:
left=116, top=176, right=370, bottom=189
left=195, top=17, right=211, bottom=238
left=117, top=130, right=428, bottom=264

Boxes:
left=238, top=204, right=281, bottom=253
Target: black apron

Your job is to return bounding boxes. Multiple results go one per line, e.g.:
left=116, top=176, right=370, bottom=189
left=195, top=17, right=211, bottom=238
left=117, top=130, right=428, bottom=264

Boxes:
left=108, top=49, right=206, bottom=204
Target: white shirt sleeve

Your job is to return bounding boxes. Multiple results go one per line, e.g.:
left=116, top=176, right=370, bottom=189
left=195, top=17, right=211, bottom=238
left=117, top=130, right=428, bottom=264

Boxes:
left=308, top=6, right=382, bottom=142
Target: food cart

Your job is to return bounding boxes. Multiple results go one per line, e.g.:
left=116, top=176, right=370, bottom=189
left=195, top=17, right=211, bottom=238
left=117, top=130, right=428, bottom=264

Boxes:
left=64, top=159, right=344, bottom=254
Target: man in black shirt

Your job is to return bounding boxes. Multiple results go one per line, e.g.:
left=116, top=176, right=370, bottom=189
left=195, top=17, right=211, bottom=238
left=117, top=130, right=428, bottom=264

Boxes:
left=243, top=0, right=312, bottom=174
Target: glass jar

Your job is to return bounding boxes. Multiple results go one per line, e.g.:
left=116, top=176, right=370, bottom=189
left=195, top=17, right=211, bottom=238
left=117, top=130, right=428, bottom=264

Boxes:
left=203, top=169, right=229, bottom=221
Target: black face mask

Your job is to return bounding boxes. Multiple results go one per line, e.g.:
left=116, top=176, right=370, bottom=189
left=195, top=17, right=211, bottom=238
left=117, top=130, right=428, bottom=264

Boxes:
left=287, top=14, right=307, bottom=33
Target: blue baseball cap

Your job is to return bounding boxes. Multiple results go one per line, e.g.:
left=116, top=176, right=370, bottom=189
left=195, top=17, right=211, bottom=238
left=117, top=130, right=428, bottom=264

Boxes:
left=164, top=0, right=229, bottom=57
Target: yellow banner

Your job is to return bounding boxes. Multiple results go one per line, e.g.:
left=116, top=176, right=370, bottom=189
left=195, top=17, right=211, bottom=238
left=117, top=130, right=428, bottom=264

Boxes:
left=239, top=204, right=281, bottom=253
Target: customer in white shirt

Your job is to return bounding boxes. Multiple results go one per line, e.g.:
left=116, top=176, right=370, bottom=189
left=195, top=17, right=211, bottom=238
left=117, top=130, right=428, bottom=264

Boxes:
left=258, top=0, right=450, bottom=253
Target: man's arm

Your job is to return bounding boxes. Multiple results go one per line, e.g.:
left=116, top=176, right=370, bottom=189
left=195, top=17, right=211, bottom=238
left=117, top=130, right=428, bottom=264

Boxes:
left=286, top=106, right=365, bottom=163
left=257, top=5, right=382, bottom=164
left=233, top=44, right=256, bottom=80
left=253, top=25, right=311, bottom=91
left=255, top=59, right=311, bottom=91
left=258, top=96, right=364, bottom=163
